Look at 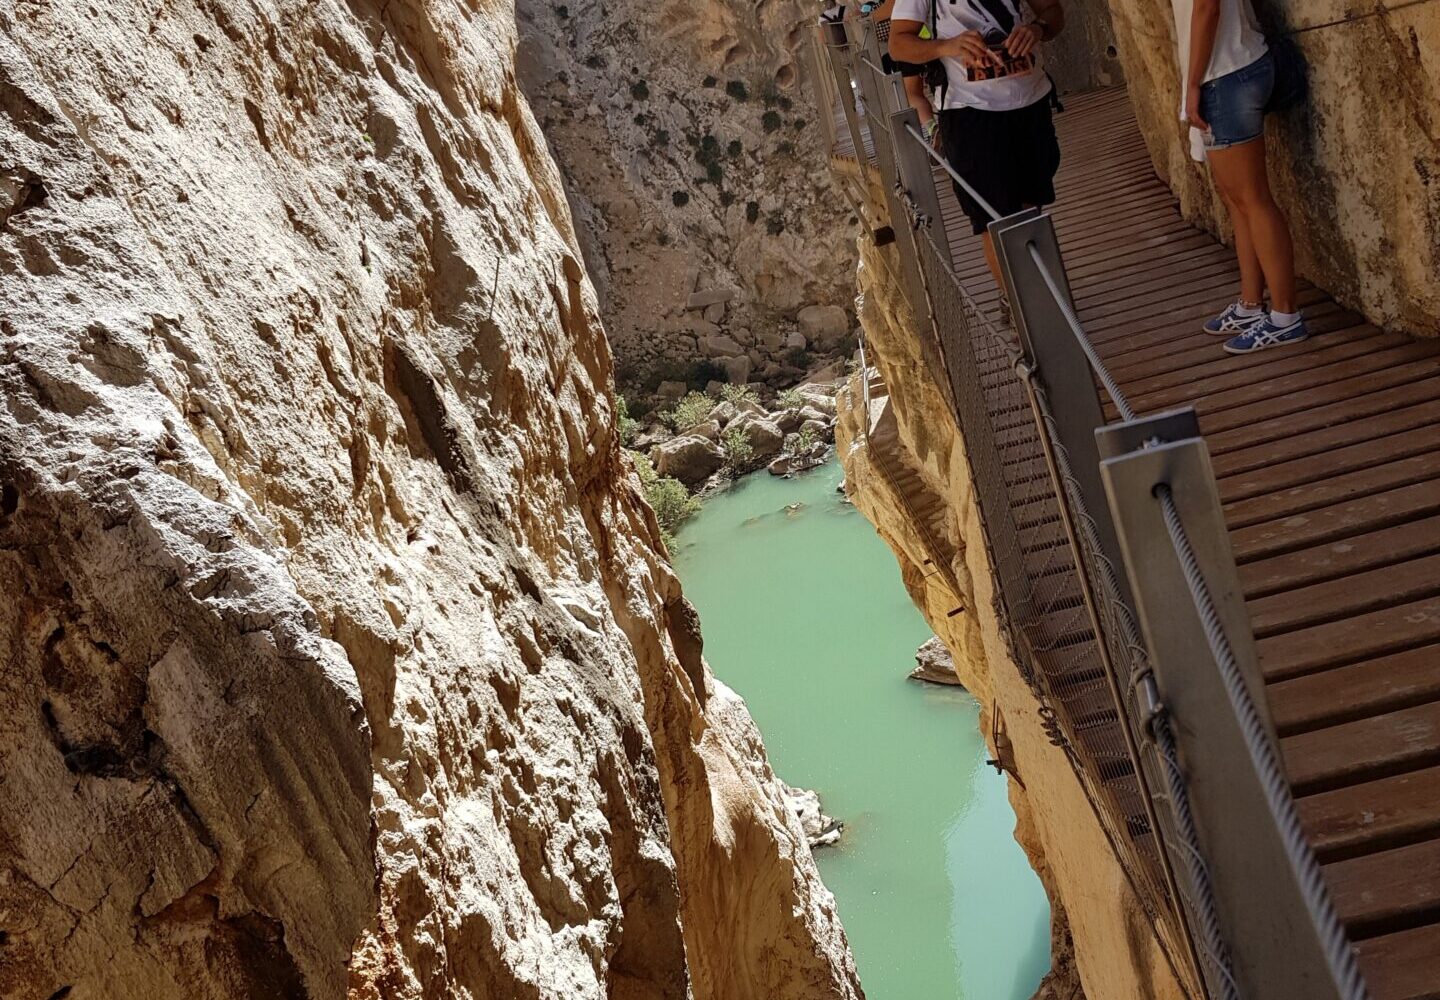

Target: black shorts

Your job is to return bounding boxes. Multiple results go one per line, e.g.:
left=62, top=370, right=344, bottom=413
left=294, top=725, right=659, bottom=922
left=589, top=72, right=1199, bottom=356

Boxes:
left=939, top=98, right=1061, bottom=235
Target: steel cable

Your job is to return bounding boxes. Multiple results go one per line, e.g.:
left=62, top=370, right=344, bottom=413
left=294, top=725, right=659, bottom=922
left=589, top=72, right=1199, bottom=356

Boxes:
left=1156, top=485, right=1372, bottom=1000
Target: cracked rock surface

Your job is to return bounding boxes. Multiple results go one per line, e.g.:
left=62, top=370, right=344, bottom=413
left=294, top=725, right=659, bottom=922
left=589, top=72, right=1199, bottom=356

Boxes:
left=0, top=2, right=862, bottom=998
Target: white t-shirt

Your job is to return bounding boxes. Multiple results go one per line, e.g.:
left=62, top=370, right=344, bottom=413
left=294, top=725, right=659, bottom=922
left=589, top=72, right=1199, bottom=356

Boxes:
left=889, top=0, right=1052, bottom=111
left=1170, top=0, right=1267, bottom=92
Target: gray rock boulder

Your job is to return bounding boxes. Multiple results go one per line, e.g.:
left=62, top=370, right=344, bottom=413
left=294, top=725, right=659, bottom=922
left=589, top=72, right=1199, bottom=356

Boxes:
left=707, top=400, right=738, bottom=427
left=797, top=305, right=849, bottom=349
left=728, top=413, right=785, bottom=459
left=800, top=418, right=832, bottom=442
left=719, top=355, right=752, bottom=385
left=680, top=419, right=721, bottom=442
left=633, top=423, right=672, bottom=450
left=911, top=637, right=963, bottom=686
left=781, top=783, right=843, bottom=849
left=654, top=435, right=725, bottom=486
left=700, top=333, right=745, bottom=358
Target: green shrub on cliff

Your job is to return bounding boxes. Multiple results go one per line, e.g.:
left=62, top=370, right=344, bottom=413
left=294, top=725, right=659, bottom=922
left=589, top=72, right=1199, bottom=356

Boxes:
left=721, top=426, right=754, bottom=472
left=616, top=394, right=639, bottom=446
left=633, top=452, right=700, bottom=549
left=718, top=383, right=757, bottom=407
left=661, top=392, right=713, bottom=432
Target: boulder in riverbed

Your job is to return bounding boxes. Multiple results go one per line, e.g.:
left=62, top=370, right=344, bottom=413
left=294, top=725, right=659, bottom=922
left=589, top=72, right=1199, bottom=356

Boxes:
left=910, top=636, right=963, bottom=686
left=782, top=783, right=843, bottom=849
left=654, top=434, right=725, bottom=486
left=728, top=412, right=784, bottom=459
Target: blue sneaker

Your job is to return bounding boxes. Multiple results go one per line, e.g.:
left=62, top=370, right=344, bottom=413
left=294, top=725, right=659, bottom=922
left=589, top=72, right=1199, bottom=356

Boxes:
left=1223, top=315, right=1309, bottom=354
left=1203, top=301, right=1265, bottom=336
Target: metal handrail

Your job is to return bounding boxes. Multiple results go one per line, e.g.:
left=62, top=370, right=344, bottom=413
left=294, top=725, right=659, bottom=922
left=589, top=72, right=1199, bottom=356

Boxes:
left=1156, top=485, right=1370, bottom=1000
left=901, top=121, right=1005, bottom=223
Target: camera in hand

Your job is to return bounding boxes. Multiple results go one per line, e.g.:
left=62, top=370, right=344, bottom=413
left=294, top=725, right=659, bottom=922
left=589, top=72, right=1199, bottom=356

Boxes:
left=964, top=30, right=1036, bottom=82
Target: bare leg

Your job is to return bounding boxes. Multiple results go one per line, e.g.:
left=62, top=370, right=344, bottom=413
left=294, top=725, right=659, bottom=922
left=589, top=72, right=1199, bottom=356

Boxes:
left=1218, top=188, right=1266, bottom=307
left=904, top=76, right=933, bottom=129
left=1209, top=138, right=1296, bottom=313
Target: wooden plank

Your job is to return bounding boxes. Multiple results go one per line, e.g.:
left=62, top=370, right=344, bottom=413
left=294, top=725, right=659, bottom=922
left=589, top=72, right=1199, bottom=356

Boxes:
left=1213, top=395, right=1440, bottom=479
left=1269, top=645, right=1440, bottom=736
left=1258, top=594, right=1440, bottom=681
left=1249, top=554, right=1440, bottom=639
left=1109, top=316, right=1374, bottom=405
left=1325, top=838, right=1440, bottom=934
left=1130, top=334, right=1428, bottom=416
left=1224, top=449, right=1440, bottom=530
left=1197, top=357, right=1440, bottom=437
left=1354, top=924, right=1440, bottom=1000
left=1281, top=700, right=1440, bottom=793
left=1229, top=478, right=1440, bottom=564
left=1218, top=421, right=1440, bottom=505
left=1298, top=765, right=1440, bottom=860
left=1238, top=515, right=1440, bottom=597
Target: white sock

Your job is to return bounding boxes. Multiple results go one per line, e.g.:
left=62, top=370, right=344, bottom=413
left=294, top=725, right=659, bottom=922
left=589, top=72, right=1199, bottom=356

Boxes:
left=1270, top=309, right=1301, bottom=326
left=1236, top=300, right=1263, bottom=317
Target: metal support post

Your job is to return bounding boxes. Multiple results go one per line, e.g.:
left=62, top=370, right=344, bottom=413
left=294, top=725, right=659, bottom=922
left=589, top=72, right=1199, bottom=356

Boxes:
left=1098, top=409, right=1347, bottom=1000
left=889, top=108, right=950, bottom=269
left=989, top=210, right=1132, bottom=609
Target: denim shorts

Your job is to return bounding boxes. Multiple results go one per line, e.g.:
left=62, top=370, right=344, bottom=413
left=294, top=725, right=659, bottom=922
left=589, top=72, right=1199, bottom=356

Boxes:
left=1200, top=49, right=1275, bottom=150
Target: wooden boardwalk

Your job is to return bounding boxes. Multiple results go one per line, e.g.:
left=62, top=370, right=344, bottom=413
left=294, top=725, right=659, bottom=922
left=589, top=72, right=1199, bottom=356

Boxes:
left=840, top=87, right=1440, bottom=997
left=956, top=88, right=1440, bottom=1000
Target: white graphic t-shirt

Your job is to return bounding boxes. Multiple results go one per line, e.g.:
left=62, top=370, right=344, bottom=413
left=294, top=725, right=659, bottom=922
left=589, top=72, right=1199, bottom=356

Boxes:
left=889, top=0, right=1053, bottom=111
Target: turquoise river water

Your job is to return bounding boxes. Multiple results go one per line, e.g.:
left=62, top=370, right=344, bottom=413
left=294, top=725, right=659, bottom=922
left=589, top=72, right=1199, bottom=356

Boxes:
left=673, top=458, right=1050, bottom=1000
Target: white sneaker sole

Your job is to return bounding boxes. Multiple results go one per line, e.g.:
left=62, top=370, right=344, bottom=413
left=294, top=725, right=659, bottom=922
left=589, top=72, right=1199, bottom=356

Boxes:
left=1222, top=331, right=1309, bottom=355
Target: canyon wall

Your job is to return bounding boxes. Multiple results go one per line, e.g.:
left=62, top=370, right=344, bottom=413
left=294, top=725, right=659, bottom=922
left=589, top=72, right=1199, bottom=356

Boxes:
left=1107, top=0, right=1440, bottom=335
left=514, top=0, right=860, bottom=405
left=0, top=2, right=862, bottom=998
left=836, top=238, right=1190, bottom=1000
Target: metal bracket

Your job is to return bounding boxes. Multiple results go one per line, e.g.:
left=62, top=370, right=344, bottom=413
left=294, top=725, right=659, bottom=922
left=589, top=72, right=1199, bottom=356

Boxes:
left=1096, top=407, right=1201, bottom=460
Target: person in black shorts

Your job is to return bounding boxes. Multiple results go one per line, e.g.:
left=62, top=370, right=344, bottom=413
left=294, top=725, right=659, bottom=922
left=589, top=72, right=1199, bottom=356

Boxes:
left=888, top=0, right=1065, bottom=292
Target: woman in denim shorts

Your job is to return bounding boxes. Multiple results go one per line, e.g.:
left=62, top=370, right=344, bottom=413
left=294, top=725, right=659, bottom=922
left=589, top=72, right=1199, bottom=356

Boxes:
left=1173, top=0, right=1306, bottom=354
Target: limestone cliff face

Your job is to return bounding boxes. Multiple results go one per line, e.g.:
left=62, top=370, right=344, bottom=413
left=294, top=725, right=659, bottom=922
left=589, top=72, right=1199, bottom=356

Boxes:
left=514, top=0, right=859, bottom=399
left=837, top=239, right=1188, bottom=1000
left=1107, top=0, right=1440, bottom=335
left=0, top=3, right=861, bottom=998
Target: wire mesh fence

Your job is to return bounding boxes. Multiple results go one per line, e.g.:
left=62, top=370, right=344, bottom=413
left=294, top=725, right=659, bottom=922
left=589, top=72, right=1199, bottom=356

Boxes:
left=907, top=220, right=1199, bottom=993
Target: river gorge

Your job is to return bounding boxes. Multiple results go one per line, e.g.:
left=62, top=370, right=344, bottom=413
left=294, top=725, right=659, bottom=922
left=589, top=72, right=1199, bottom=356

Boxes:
left=674, top=459, right=1051, bottom=999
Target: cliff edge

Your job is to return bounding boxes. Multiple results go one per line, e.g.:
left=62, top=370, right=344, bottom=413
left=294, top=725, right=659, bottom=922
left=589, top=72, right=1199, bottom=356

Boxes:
left=0, top=2, right=861, bottom=998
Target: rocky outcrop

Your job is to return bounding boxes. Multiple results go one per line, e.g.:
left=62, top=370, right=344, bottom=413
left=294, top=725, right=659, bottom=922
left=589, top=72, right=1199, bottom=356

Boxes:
left=1107, top=0, right=1440, bottom=335
left=0, top=3, right=862, bottom=999
left=514, top=0, right=859, bottom=401
left=655, top=434, right=727, bottom=485
left=838, top=237, right=1189, bottom=1000
left=910, top=636, right=962, bottom=686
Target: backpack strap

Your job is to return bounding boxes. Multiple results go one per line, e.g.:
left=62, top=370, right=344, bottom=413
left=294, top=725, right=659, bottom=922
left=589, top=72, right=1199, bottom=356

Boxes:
left=928, top=0, right=949, bottom=110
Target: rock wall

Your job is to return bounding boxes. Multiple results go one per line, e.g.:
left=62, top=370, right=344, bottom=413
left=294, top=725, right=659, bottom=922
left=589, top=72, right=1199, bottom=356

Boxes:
left=514, top=0, right=861, bottom=405
left=0, top=3, right=862, bottom=998
left=1107, top=0, right=1440, bottom=335
left=836, top=236, right=1190, bottom=1000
